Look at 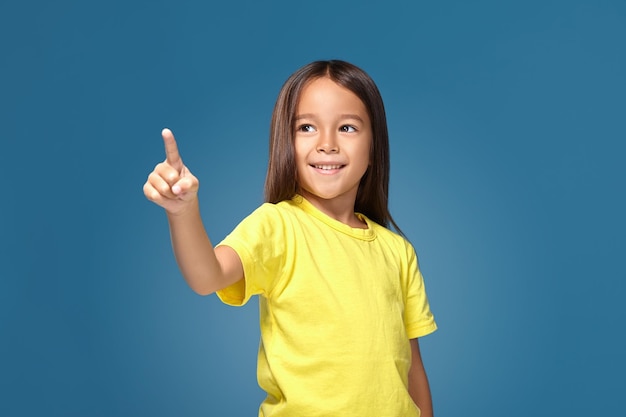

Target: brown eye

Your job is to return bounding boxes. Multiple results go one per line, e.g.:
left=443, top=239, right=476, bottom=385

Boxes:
left=297, top=124, right=316, bottom=132
left=340, top=125, right=357, bottom=133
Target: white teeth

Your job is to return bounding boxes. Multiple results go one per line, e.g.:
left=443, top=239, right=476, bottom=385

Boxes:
left=314, top=165, right=342, bottom=170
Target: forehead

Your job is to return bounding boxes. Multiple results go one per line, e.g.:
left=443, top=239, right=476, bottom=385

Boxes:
left=296, top=77, right=369, bottom=119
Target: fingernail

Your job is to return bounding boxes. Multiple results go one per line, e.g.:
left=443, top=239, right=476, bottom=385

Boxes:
left=172, top=184, right=181, bottom=194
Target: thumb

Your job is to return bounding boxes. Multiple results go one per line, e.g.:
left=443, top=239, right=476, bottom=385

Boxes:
left=171, top=170, right=199, bottom=197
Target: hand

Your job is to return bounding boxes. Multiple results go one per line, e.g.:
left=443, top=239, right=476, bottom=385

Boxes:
left=143, top=128, right=200, bottom=215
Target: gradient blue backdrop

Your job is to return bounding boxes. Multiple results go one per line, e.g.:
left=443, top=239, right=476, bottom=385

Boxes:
left=1, top=1, right=624, bottom=416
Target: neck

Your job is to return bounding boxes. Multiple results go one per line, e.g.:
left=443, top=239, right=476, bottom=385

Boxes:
left=299, top=191, right=367, bottom=229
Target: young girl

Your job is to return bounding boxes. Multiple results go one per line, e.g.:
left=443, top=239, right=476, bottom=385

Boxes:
left=144, top=60, right=437, bottom=417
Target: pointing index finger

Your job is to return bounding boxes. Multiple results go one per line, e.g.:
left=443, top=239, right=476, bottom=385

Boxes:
left=162, top=128, right=183, bottom=171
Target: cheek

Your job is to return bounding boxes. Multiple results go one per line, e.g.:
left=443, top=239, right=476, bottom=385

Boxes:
left=293, top=139, right=306, bottom=161
left=293, top=146, right=306, bottom=178
left=295, top=163, right=304, bottom=178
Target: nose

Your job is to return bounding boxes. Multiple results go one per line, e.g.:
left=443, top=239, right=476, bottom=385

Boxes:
left=316, top=131, right=339, bottom=153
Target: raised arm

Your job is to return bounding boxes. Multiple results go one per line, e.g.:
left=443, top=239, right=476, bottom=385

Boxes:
left=143, top=128, right=243, bottom=295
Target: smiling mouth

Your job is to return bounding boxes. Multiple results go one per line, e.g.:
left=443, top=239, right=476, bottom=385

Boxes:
left=311, top=164, right=344, bottom=170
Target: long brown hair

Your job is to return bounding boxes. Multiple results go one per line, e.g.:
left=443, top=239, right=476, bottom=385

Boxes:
left=264, top=60, right=402, bottom=234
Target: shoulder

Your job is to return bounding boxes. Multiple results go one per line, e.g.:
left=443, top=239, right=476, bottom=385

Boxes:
left=367, top=217, right=414, bottom=249
left=250, top=199, right=299, bottom=217
left=241, top=201, right=288, bottom=223
left=364, top=219, right=420, bottom=269
left=251, top=198, right=313, bottom=226
left=232, top=200, right=299, bottom=236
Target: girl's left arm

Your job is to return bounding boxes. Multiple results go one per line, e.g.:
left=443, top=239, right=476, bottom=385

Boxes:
left=408, top=338, right=434, bottom=417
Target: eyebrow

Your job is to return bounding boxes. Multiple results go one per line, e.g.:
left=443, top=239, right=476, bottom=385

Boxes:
left=294, top=113, right=366, bottom=122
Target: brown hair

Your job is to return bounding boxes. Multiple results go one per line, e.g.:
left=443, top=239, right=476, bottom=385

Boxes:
left=264, top=60, right=402, bottom=234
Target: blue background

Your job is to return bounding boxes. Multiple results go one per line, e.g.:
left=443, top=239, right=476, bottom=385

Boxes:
left=1, top=0, right=624, bottom=416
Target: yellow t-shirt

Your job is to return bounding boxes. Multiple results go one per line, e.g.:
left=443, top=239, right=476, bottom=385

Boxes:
left=217, top=195, right=437, bottom=417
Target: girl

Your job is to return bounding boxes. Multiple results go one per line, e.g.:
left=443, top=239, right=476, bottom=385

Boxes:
left=144, top=60, right=437, bottom=417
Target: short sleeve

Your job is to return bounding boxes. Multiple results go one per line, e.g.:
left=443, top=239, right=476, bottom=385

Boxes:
left=404, top=243, right=437, bottom=339
left=215, top=203, right=286, bottom=306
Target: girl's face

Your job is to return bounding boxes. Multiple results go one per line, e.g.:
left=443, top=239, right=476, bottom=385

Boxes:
left=294, top=77, right=372, bottom=212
